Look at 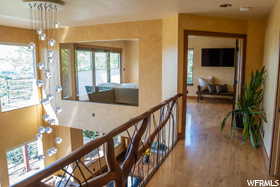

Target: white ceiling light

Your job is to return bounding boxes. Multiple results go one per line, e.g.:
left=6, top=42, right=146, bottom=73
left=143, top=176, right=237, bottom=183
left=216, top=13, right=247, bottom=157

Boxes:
left=23, top=0, right=65, bottom=157
left=240, top=7, right=251, bottom=12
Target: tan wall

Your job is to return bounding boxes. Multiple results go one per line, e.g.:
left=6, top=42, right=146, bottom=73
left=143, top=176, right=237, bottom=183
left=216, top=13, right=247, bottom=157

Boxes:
left=177, top=14, right=266, bottom=135
left=56, top=20, right=162, bottom=133
left=162, top=16, right=179, bottom=100
left=124, top=40, right=139, bottom=84
left=187, top=36, right=236, bottom=96
left=0, top=26, right=42, bottom=187
left=262, top=0, right=280, bottom=158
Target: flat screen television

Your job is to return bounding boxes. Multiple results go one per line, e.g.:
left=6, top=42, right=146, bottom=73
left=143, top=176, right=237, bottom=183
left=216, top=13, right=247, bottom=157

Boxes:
left=201, top=48, right=235, bottom=67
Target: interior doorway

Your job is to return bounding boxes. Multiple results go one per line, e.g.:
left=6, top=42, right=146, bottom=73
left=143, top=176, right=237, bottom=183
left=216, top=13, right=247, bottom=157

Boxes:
left=182, top=30, right=247, bottom=138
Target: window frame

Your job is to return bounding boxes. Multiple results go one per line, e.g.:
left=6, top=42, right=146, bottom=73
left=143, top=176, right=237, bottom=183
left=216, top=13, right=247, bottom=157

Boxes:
left=75, top=45, right=123, bottom=85
left=59, top=44, right=123, bottom=100
left=187, top=48, right=194, bottom=86
left=0, top=42, right=38, bottom=112
left=6, top=138, right=44, bottom=186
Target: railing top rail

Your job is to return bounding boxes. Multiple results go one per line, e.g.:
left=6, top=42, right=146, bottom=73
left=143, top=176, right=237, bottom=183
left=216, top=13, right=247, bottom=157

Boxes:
left=13, top=93, right=183, bottom=187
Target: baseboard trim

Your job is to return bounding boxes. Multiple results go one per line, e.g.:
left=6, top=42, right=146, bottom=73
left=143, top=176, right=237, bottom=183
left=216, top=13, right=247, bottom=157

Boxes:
left=187, top=96, right=197, bottom=99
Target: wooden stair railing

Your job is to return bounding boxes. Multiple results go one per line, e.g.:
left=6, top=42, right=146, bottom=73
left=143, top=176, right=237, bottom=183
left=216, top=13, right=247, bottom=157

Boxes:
left=13, top=93, right=182, bottom=187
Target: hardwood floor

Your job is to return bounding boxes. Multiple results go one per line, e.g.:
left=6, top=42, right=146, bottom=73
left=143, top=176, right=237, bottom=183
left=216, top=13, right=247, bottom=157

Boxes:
left=146, top=99, right=269, bottom=187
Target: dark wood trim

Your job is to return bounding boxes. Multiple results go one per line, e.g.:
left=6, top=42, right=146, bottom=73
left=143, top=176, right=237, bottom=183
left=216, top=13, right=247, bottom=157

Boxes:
left=182, top=30, right=247, bottom=139
left=73, top=44, right=79, bottom=100
left=180, top=32, right=189, bottom=139
left=75, top=44, right=122, bottom=53
left=184, top=30, right=247, bottom=39
left=269, top=45, right=280, bottom=177
left=187, top=96, right=197, bottom=99
left=59, top=43, right=77, bottom=100
left=23, top=0, right=65, bottom=5
left=241, top=38, right=247, bottom=92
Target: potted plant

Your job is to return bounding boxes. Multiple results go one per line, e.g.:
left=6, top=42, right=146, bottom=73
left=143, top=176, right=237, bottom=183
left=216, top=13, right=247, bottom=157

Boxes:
left=221, top=67, right=267, bottom=148
left=143, top=148, right=151, bottom=164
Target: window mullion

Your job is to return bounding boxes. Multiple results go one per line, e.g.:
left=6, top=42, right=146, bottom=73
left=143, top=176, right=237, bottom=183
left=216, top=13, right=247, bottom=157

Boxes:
left=92, top=50, right=96, bottom=86
left=107, top=51, right=110, bottom=83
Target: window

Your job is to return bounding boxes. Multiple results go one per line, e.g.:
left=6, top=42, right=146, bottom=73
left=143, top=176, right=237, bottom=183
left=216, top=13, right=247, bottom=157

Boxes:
left=0, top=43, right=38, bottom=112
left=76, top=50, right=94, bottom=99
left=75, top=48, right=121, bottom=100
left=6, top=139, right=44, bottom=185
left=60, top=45, right=74, bottom=99
left=187, top=49, right=194, bottom=85
left=59, top=43, right=137, bottom=105
left=83, top=129, right=99, bottom=144
left=82, top=129, right=121, bottom=164
left=110, top=52, right=121, bottom=83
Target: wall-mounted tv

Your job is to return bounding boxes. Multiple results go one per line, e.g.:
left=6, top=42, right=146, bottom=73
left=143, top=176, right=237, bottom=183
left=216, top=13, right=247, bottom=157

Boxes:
left=201, top=48, right=235, bottom=67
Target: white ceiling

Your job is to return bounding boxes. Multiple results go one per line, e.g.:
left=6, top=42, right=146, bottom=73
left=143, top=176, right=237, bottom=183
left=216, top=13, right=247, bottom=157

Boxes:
left=0, top=0, right=275, bottom=28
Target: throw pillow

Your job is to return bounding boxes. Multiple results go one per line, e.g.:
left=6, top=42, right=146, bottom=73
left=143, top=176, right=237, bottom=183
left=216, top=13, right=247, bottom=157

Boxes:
left=216, top=84, right=228, bottom=93
left=208, top=84, right=217, bottom=94
left=198, top=77, right=214, bottom=91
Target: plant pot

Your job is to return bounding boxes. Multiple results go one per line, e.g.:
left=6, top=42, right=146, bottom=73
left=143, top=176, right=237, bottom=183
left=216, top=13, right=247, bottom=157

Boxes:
left=235, top=113, right=244, bottom=129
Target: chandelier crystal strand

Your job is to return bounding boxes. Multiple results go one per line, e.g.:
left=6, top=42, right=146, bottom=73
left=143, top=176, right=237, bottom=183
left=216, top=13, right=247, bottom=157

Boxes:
left=25, top=0, right=65, bottom=158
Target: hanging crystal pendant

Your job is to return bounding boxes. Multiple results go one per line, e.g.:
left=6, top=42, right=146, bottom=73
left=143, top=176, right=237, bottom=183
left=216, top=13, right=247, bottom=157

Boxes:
left=43, top=114, right=50, bottom=122
left=56, top=86, right=63, bottom=93
left=48, top=119, right=56, bottom=126
left=48, top=39, right=56, bottom=47
left=37, top=80, right=45, bottom=87
left=47, top=94, right=54, bottom=101
left=46, top=71, right=53, bottom=79
left=37, top=29, right=43, bottom=35
left=39, top=33, right=46, bottom=41
left=38, top=63, right=45, bottom=70
left=55, top=137, right=63, bottom=144
left=36, top=133, right=43, bottom=140
left=38, top=127, right=46, bottom=134
left=55, top=107, right=62, bottom=114
left=48, top=57, right=54, bottom=64
left=41, top=98, right=50, bottom=105
left=48, top=50, right=54, bottom=57
left=38, top=155, right=46, bottom=160
left=45, top=127, right=53, bottom=134
left=47, top=147, right=58, bottom=157
left=28, top=42, right=35, bottom=50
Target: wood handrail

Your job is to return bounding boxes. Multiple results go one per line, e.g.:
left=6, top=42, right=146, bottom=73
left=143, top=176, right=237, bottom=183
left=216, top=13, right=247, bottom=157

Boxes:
left=13, top=93, right=183, bottom=187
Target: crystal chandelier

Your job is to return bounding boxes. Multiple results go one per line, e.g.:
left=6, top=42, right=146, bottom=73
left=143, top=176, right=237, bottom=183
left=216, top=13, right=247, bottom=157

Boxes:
left=24, top=0, right=65, bottom=158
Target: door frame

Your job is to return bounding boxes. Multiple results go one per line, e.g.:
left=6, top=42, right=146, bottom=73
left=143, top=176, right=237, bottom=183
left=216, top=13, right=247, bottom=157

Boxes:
left=181, top=30, right=247, bottom=138
left=269, top=46, right=280, bottom=177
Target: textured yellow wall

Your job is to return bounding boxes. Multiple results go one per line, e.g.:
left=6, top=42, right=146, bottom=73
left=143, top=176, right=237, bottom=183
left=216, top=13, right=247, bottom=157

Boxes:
left=162, top=16, right=179, bottom=100
left=0, top=26, right=42, bottom=187
left=56, top=20, right=162, bottom=133
left=58, top=20, right=162, bottom=110
left=124, top=40, right=139, bottom=84
left=262, top=0, right=280, bottom=158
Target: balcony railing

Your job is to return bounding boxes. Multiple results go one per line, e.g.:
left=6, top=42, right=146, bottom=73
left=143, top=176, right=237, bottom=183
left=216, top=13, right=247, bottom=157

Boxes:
left=13, top=93, right=182, bottom=187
